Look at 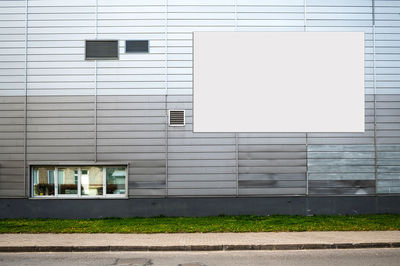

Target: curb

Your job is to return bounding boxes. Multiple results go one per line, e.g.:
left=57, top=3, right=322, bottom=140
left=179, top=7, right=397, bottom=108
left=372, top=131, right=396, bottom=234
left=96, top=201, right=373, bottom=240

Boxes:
left=0, top=242, right=399, bottom=252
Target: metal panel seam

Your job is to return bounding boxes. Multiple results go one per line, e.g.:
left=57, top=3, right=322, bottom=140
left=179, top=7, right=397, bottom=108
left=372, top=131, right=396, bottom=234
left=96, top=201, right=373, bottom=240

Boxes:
left=24, top=0, right=28, bottom=198
left=94, top=0, right=98, bottom=163
left=234, top=0, right=238, bottom=197
left=304, top=0, right=309, bottom=196
left=372, top=0, right=377, bottom=195
left=165, top=0, right=169, bottom=197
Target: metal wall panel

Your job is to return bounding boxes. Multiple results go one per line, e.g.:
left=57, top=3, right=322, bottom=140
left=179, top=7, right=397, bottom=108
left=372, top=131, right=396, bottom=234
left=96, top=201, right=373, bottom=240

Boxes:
left=0, top=0, right=25, bottom=197
left=97, top=95, right=167, bottom=197
left=27, top=0, right=96, bottom=96
left=0, top=0, right=399, bottom=198
left=375, top=0, right=400, bottom=194
left=96, top=0, right=166, bottom=96
left=0, top=0, right=25, bottom=97
left=305, top=0, right=377, bottom=196
left=0, top=97, right=24, bottom=197
left=167, top=95, right=236, bottom=196
left=26, top=96, right=95, bottom=162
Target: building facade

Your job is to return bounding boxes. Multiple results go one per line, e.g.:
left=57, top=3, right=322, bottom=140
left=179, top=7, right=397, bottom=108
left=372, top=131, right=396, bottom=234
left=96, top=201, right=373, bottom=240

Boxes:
left=0, top=0, right=399, bottom=218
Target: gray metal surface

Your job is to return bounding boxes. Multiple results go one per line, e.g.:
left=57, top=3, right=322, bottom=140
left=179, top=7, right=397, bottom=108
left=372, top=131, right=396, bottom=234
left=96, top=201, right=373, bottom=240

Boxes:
left=0, top=0, right=399, bottom=200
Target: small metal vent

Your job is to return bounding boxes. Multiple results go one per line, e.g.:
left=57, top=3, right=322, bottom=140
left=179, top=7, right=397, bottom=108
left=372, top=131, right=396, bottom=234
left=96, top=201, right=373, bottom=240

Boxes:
left=85, top=40, right=119, bottom=60
left=126, top=40, right=149, bottom=53
left=169, top=110, right=185, bottom=126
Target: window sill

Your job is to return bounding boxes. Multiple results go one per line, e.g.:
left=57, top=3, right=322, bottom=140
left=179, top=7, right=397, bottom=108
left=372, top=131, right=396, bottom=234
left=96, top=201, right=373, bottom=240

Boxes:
left=29, top=196, right=128, bottom=200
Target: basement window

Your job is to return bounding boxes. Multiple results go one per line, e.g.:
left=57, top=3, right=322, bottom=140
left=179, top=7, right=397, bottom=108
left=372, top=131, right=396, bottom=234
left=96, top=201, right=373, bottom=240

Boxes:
left=31, top=165, right=127, bottom=198
left=85, top=40, right=119, bottom=60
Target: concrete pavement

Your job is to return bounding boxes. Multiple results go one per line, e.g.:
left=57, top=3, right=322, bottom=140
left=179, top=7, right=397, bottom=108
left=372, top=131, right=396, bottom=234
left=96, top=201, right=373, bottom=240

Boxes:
left=1, top=231, right=400, bottom=252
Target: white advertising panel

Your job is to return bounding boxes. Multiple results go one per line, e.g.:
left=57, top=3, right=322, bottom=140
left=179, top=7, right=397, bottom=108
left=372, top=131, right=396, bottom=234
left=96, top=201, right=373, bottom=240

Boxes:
left=193, top=32, right=365, bottom=132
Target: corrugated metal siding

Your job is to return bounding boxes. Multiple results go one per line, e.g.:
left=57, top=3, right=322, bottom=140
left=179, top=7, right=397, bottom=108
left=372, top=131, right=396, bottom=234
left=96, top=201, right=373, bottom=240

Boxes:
left=375, top=0, right=400, bottom=194
left=97, top=95, right=167, bottom=196
left=0, top=0, right=399, bottom=198
left=306, top=0, right=375, bottom=195
left=0, top=0, right=25, bottom=197
left=27, top=0, right=96, bottom=96
left=97, top=0, right=166, bottom=95
left=166, top=1, right=236, bottom=196
left=26, top=96, right=95, bottom=161
left=0, top=96, right=25, bottom=197
left=235, top=1, right=307, bottom=196
left=167, top=95, right=237, bottom=196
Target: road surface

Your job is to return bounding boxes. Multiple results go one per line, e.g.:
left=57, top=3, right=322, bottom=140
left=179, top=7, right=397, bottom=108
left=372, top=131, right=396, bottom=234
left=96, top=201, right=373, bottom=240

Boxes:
left=0, top=248, right=399, bottom=266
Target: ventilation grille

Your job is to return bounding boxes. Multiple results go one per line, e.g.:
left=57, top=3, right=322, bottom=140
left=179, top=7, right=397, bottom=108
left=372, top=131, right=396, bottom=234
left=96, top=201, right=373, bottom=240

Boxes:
left=85, top=40, right=119, bottom=60
left=126, top=40, right=149, bottom=53
left=169, top=110, right=185, bottom=126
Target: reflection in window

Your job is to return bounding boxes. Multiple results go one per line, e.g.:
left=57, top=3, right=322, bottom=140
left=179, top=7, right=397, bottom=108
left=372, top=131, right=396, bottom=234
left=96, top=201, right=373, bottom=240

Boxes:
left=32, top=166, right=55, bottom=196
left=106, top=168, right=126, bottom=195
left=31, top=165, right=126, bottom=198
left=58, top=167, right=78, bottom=195
left=81, top=167, right=103, bottom=196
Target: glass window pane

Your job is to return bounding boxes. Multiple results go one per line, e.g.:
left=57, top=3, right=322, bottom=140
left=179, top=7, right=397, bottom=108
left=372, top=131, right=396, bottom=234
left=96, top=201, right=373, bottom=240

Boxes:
left=106, top=167, right=126, bottom=195
left=58, top=167, right=78, bottom=195
left=32, top=166, right=55, bottom=196
left=81, top=166, right=103, bottom=196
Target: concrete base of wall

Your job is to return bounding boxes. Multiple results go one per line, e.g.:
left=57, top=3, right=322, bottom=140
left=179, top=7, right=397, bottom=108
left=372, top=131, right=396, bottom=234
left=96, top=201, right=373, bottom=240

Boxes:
left=1, top=196, right=400, bottom=218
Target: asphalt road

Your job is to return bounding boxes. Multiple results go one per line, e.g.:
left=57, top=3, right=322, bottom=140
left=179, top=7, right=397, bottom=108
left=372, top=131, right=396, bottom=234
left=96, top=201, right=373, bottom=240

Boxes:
left=0, top=248, right=399, bottom=266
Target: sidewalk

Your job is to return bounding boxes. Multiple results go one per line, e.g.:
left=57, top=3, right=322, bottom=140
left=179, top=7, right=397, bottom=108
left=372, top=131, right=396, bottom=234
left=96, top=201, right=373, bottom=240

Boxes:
left=1, top=231, right=400, bottom=252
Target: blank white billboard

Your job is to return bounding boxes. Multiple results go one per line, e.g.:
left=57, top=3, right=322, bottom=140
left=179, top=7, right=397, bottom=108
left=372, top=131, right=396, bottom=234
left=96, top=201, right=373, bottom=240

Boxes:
left=193, top=32, right=364, bottom=132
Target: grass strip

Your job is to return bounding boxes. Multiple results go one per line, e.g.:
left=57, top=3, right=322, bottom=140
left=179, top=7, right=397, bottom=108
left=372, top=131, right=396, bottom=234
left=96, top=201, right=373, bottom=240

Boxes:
left=0, top=214, right=399, bottom=233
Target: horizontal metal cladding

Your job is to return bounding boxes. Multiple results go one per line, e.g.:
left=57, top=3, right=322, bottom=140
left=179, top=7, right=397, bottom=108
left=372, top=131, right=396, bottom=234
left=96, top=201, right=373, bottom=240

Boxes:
left=0, top=0, right=25, bottom=97
left=167, top=95, right=237, bottom=196
left=304, top=0, right=376, bottom=196
left=26, top=0, right=96, bottom=96
left=0, top=0, right=25, bottom=197
left=96, top=0, right=167, bottom=96
left=306, top=0, right=374, bottom=95
left=97, top=95, right=167, bottom=197
left=375, top=0, right=400, bottom=95
left=0, top=0, right=400, bottom=199
left=0, top=96, right=25, bottom=197
left=238, top=134, right=307, bottom=196
left=306, top=0, right=375, bottom=195
left=163, top=0, right=236, bottom=196
left=375, top=1, right=400, bottom=194
left=165, top=0, right=234, bottom=97
left=307, top=95, right=376, bottom=195
left=26, top=96, right=95, bottom=162
left=376, top=95, right=400, bottom=194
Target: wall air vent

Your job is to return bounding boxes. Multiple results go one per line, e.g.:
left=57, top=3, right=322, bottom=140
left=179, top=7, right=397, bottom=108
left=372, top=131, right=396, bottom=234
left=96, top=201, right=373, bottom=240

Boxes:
left=169, top=110, right=185, bottom=126
left=126, top=40, right=149, bottom=53
left=85, top=40, right=119, bottom=60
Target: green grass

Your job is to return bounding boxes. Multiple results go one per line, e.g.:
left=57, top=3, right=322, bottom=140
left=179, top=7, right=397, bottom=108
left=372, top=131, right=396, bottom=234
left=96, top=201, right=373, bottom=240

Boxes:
left=0, top=214, right=399, bottom=233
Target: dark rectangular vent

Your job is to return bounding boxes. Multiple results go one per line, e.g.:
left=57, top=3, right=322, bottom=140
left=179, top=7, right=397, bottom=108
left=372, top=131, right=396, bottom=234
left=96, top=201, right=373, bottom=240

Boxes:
left=85, top=40, right=119, bottom=60
left=169, top=110, right=185, bottom=126
left=126, top=40, right=149, bottom=53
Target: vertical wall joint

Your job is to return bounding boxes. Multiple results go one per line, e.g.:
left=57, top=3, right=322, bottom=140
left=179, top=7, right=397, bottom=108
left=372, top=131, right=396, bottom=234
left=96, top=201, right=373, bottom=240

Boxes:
left=234, top=0, right=239, bottom=197
left=304, top=0, right=309, bottom=196
left=24, top=0, right=28, bottom=197
left=165, top=0, right=169, bottom=197
left=94, top=0, right=99, bottom=163
left=372, top=0, right=377, bottom=194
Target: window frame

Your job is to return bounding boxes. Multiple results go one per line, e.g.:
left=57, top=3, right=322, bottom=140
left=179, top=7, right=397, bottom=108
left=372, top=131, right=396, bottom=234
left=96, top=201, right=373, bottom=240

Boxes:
left=30, top=164, right=128, bottom=199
